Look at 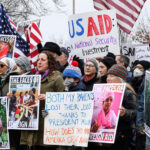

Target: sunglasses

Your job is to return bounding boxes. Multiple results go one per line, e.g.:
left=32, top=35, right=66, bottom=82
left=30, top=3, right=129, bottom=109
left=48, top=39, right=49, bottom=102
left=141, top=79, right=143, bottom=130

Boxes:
left=0, top=64, right=6, bottom=68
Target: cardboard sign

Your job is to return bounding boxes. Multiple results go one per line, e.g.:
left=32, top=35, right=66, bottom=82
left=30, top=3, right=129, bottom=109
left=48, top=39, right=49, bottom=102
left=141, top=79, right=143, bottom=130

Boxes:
left=89, top=83, right=126, bottom=144
left=0, top=97, right=10, bottom=149
left=0, top=35, right=16, bottom=59
left=44, top=92, right=94, bottom=147
left=8, top=75, right=41, bottom=130
left=68, top=10, right=120, bottom=59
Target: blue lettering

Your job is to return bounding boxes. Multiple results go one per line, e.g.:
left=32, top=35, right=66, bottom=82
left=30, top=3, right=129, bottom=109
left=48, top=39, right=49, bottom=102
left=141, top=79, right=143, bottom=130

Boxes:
left=76, top=18, right=84, bottom=36
left=68, top=20, right=75, bottom=38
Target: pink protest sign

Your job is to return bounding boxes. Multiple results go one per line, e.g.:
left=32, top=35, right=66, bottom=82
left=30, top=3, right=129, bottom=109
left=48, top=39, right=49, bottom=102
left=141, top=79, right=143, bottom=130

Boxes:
left=89, top=83, right=126, bottom=144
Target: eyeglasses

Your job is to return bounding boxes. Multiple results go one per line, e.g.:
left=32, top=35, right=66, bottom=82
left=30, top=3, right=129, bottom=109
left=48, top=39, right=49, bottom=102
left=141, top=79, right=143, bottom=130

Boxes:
left=0, top=64, right=6, bottom=68
left=85, top=64, right=95, bottom=68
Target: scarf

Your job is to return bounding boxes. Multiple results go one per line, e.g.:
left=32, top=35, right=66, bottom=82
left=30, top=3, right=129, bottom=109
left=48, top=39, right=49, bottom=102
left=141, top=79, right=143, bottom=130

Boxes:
left=97, top=108, right=112, bottom=128
left=36, top=69, right=50, bottom=80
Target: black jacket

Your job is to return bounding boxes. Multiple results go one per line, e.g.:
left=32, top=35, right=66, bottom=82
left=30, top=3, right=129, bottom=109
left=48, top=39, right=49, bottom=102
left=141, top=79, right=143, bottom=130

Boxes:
left=117, top=88, right=138, bottom=131
left=82, top=75, right=99, bottom=91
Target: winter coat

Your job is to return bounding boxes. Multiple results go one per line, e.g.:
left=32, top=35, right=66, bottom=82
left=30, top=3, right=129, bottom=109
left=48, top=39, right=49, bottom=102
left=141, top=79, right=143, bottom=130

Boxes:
left=117, top=88, right=138, bottom=131
left=20, top=71, right=65, bottom=146
left=69, top=80, right=86, bottom=91
left=0, top=72, right=19, bottom=96
left=131, top=76, right=145, bottom=132
left=82, top=75, right=99, bottom=91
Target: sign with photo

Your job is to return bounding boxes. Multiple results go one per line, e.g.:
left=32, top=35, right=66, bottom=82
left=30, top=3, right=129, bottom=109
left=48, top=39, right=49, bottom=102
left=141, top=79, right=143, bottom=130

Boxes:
left=89, top=83, right=126, bottom=143
left=0, top=97, right=10, bottom=149
left=8, top=75, right=41, bottom=130
left=0, top=35, right=16, bottom=59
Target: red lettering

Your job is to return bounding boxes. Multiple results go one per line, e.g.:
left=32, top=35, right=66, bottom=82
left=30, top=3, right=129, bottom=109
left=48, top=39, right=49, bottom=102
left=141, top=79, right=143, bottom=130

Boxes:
left=87, top=17, right=100, bottom=36
left=104, top=15, right=112, bottom=34
left=98, top=15, right=105, bottom=35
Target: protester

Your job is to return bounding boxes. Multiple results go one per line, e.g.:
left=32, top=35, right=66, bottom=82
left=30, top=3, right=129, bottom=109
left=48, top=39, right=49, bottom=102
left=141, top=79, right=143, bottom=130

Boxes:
left=115, top=55, right=132, bottom=83
left=39, top=41, right=61, bottom=62
left=62, top=61, right=86, bottom=91
left=20, top=50, right=64, bottom=150
left=15, top=56, right=31, bottom=75
left=0, top=57, right=21, bottom=150
left=106, top=64, right=138, bottom=150
left=82, top=58, right=99, bottom=91
left=98, top=56, right=116, bottom=83
left=88, top=64, right=137, bottom=150
left=131, top=60, right=150, bottom=150
left=59, top=47, right=69, bottom=72
left=91, top=92, right=117, bottom=131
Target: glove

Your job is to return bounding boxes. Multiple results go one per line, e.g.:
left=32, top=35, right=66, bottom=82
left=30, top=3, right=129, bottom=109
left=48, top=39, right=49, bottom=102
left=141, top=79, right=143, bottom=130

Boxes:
left=73, top=55, right=85, bottom=76
left=42, top=110, right=48, bottom=118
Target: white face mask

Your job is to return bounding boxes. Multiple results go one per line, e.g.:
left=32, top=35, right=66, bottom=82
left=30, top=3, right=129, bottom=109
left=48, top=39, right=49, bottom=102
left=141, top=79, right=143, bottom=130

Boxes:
left=133, top=68, right=143, bottom=77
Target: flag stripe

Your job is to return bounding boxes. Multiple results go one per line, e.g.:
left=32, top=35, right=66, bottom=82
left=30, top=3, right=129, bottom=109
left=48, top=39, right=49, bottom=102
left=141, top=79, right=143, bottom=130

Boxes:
left=94, top=0, right=136, bottom=25
left=93, top=0, right=146, bottom=33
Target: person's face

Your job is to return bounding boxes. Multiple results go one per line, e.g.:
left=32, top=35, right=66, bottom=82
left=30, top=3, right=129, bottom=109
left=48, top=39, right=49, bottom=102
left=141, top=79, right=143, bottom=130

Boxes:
left=99, top=62, right=108, bottom=76
left=37, top=53, right=49, bottom=73
left=135, top=64, right=145, bottom=73
left=24, top=28, right=28, bottom=37
left=115, top=56, right=121, bottom=65
left=103, top=96, right=113, bottom=112
left=84, top=62, right=96, bottom=76
left=59, top=52, right=67, bottom=65
left=0, top=62, right=8, bottom=76
left=107, top=74, right=121, bottom=83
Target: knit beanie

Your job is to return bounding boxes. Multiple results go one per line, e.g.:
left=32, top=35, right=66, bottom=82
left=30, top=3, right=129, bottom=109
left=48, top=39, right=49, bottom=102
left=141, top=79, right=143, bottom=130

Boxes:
left=134, top=60, right=150, bottom=70
left=100, top=57, right=116, bottom=70
left=15, top=56, right=31, bottom=73
left=60, top=47, right=69, bottom=58
left=107, top=64, right=127, bottom=80
left=86, top=58, right=99, bottom=73
left=63, top=61, right=82, bottom=80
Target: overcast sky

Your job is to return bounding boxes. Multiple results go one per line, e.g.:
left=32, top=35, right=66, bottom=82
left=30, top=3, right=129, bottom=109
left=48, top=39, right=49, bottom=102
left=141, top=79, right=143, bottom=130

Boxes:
left=39, top=0, right=150, bottom=46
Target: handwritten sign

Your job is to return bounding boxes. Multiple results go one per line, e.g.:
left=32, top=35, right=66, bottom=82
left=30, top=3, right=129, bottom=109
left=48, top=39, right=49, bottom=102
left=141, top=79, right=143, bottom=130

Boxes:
left=68, top=10, right=120, bottom=59
left=122, top=43, right=150, bottom=67
left=44, top=92, right=94, bottom=147
left=89, top=83, right=126, bottom=144
left=135, top=44, right=150, bottom=62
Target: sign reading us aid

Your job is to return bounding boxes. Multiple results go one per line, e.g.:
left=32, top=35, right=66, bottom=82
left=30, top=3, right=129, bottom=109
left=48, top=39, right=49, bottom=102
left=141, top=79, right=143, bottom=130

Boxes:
left=44, top=92, right=94, bottom=147
left=68, top=10, right=120, bottom=59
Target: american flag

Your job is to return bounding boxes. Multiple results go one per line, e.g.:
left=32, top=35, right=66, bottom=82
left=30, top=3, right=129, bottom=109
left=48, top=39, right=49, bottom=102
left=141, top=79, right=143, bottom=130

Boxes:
left=27, top=22, right=42, bottom=72
left=93, top=0, right=146, bottom=34
left=9, top=18, right=17, bottom=30
left=0, top=4, right=30, bottom=63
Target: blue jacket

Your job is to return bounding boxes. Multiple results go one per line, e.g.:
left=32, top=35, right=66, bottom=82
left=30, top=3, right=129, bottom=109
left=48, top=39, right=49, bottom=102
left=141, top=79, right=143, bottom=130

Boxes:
left=69, top=80, right=86, bottom=91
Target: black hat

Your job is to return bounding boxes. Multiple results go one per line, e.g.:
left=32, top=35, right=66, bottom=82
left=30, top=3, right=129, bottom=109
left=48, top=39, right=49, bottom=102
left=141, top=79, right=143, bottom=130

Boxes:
left=100, top=56, right=116, bottom=69
left=40, top=42, right=61, bottom=56
left=134, top=60, right=150, bottom=70
left=106, top=52, right=115, bottom=60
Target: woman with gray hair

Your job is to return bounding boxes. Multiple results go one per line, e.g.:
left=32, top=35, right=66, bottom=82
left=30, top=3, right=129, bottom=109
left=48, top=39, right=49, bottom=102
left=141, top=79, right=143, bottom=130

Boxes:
left=15, top=56, right=31, bottom=74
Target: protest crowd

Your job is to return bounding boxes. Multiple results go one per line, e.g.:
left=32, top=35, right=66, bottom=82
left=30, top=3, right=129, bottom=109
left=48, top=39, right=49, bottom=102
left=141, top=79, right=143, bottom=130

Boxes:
left=0, top=1, right=150, bottom=150
left=0, top=41, right=150, bottom=150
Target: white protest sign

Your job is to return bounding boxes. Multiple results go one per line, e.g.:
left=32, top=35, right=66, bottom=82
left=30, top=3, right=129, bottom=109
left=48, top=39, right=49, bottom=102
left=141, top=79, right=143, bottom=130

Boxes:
left=44, top=92, right=94, bottom=147
left=135, top=44, right=150, bottom=62
left=68, top=10, right=120, bottom=59
left=121, top=43, right=136, bottom=67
